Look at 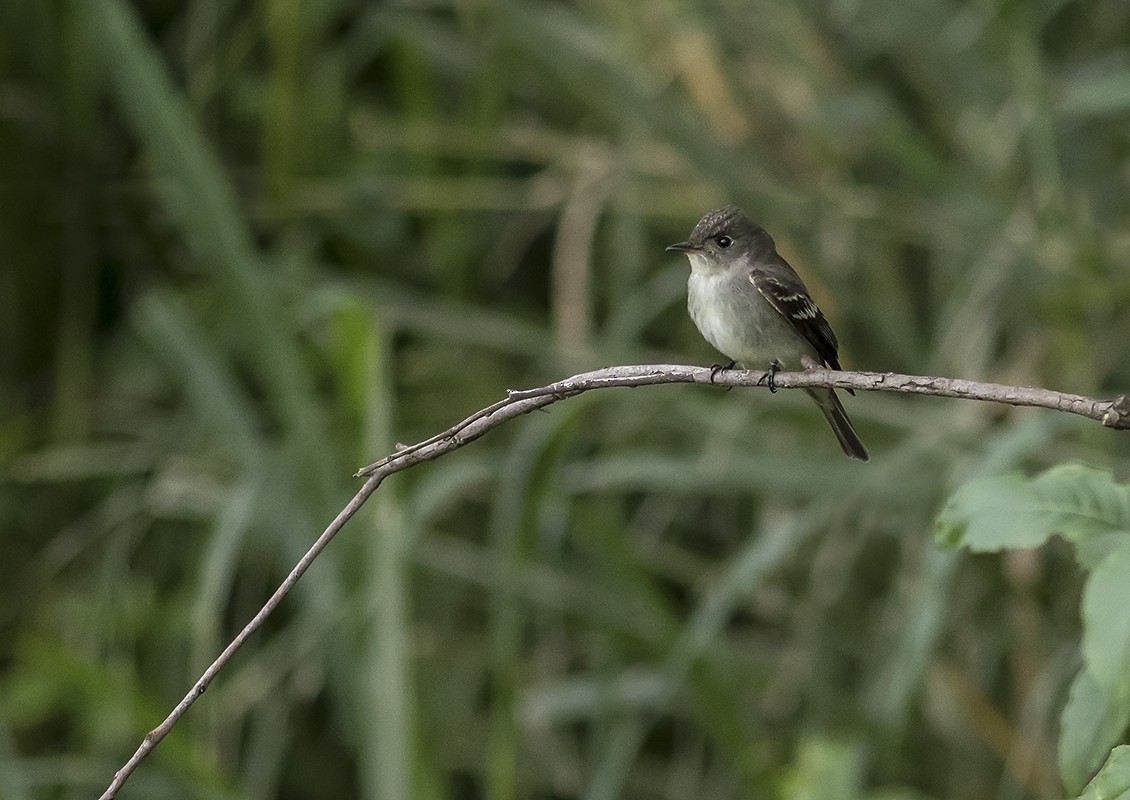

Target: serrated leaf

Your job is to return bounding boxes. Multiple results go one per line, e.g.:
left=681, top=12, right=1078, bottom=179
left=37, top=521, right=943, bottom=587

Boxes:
left=1060, top=667, right=1130, bottom=795
left=935, top=464, right=1130, bottom=553
left=1083, top=538, right=1130, bottom=702
left=1073, top=745, right=1130, bottom=800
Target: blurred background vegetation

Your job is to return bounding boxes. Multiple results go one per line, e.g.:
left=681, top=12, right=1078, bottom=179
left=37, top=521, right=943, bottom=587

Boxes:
left=2, top=0, right=1130, bottom=797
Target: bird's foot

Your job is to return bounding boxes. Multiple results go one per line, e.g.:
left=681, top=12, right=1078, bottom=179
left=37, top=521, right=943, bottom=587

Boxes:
left=709, top=360, right=737, bottom=385
left=757, top=361, right=782, bottom=393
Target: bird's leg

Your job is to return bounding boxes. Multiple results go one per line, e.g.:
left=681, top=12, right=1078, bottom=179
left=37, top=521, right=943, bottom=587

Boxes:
left=709, top=360, right=737, bottom=385
left=757, top=360, right=782, bottom=393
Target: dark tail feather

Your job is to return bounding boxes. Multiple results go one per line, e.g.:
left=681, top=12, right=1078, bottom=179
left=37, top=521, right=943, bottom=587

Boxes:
left=807, top=388, right=869, bottom=462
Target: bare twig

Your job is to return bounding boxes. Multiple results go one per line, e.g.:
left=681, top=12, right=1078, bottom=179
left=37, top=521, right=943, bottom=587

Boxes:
left=100, top=364, right=1128, bottom=798
left=357, top=365, right=1127, bottom=476
left=98, top=475, right=384, bottom=799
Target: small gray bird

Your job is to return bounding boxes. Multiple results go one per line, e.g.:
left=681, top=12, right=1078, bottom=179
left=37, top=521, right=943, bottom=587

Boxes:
left=668, top=206, right=869, bottom=461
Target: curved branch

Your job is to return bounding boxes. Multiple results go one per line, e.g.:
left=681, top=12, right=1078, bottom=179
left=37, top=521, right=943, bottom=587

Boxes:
left=100, top=364, right=1128, bottom=797
left=356, top=364, right=1127, bottom=476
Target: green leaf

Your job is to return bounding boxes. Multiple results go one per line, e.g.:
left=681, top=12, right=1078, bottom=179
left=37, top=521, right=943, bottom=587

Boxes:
left=1083, top=539, right=1130, bottom=701
left=1060, top=667, right=1130, bottom=795
left=1073, top=745, right=1130, bottom=800
left=935, top=464, right=1130, bottom=554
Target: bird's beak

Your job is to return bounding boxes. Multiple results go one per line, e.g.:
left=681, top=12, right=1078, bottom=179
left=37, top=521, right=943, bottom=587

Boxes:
left=666, top=241, right=701, bottom=253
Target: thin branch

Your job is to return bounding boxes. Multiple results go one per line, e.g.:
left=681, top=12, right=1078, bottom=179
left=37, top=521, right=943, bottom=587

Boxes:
left=357, top=365, right=1127, bottom=476
left=100, top=365, right=1129, bottom=797
left=98, top=475, right=384, bottom=799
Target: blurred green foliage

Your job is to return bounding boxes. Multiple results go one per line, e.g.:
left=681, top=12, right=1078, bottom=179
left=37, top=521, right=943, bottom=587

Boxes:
left=938, top=464, right=1130, bottom=794
left=1, top=0, right=1129, bottom=798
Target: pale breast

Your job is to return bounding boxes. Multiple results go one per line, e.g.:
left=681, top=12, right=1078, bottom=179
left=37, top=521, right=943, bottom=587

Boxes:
left=687, top=268, right=815, bottom=368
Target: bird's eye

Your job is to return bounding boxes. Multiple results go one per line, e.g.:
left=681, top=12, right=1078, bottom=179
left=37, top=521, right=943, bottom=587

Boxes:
left=716, top=235, right=732, bottom=248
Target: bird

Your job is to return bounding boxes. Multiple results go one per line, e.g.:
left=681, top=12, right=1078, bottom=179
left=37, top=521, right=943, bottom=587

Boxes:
left=667, top=205, right=869, bottom=461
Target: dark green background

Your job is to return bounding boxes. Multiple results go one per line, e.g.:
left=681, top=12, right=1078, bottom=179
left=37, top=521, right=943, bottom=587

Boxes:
left=2, top=0, right=1129, bottom=797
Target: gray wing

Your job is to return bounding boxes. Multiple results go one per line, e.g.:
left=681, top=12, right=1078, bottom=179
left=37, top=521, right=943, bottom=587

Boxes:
left=750, top=266, right=850, bottom=382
